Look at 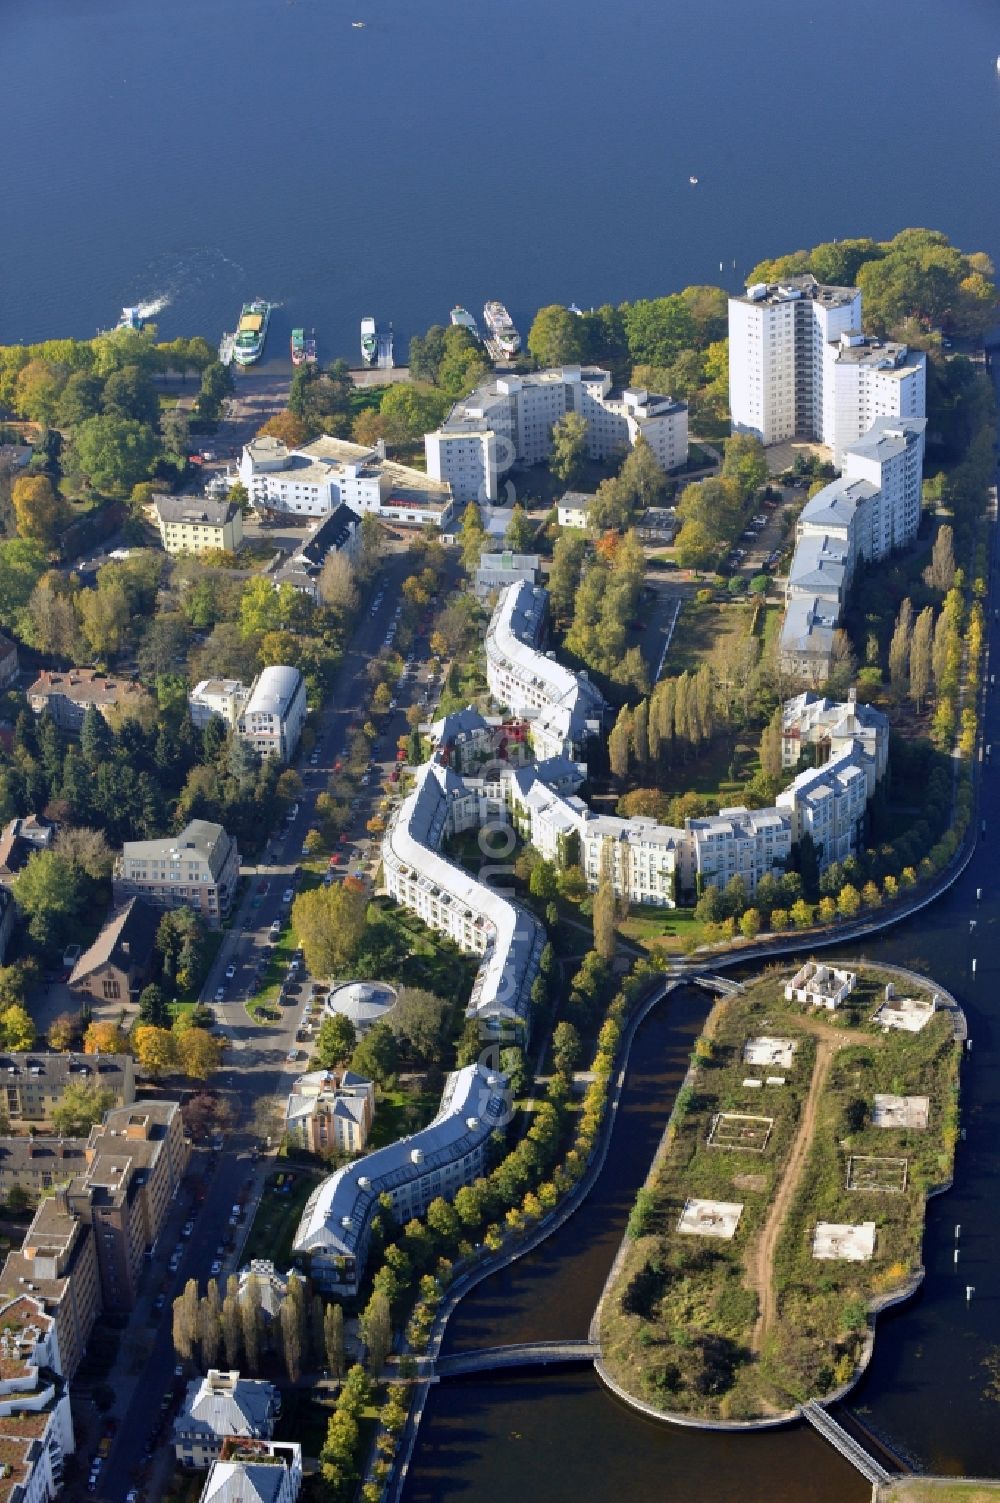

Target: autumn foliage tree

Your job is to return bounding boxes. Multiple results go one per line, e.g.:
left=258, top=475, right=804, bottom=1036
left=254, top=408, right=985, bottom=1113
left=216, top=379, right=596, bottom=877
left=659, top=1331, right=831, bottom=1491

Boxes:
left=12, top=474, right=69, bottom=549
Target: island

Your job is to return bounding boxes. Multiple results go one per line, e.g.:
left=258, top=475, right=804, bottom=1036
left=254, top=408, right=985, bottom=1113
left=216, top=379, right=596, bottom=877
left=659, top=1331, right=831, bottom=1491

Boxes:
left=598, top=962, right=963, bottom=1423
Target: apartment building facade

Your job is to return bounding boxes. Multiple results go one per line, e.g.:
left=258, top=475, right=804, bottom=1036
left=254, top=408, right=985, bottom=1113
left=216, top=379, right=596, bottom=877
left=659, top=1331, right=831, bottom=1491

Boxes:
left=239, top=435, right=455, bottom=528
left=238, top=666, right=307, bottom=764
left=174, top=1371, right=281, bottom=1468
left=113, top=819, right=240, bottom=928
left=25, top=670, right=150, bottom=734
left=153, top=494, right=244, bottom=556
left=0, top=1294, right=76, bottom=1503
left=425, top=367, right=688, bottom=504
left=284, top=1069, right=375, bottom=1155
left=0, top=1054, right=135, bottom=1127
left=293, top=1063, right=509, bottom=1296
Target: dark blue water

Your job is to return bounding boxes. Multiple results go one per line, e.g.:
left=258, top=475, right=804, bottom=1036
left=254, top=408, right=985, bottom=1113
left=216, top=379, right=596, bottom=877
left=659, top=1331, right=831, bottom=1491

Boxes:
left=5, top=0, right=1000, bottom=355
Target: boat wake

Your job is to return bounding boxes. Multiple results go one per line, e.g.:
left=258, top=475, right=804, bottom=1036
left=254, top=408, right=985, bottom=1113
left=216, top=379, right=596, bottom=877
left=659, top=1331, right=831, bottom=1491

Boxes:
left=135, top=295, right=169, bottom=320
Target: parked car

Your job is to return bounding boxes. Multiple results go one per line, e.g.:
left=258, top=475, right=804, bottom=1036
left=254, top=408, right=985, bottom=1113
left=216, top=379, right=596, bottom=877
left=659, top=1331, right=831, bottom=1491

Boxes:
left=282, top=888, right=294, bottom=904
left=225, top=963, right=236, bottom=981
left=270, top=919, right=282, bottom=937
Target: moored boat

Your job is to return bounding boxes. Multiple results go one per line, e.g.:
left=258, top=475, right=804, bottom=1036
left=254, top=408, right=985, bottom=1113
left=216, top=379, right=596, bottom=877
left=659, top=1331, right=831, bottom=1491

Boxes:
left=291, top=328, right=306, bottom=366
left=233, top=299, right=270, bottom=366
left=483, top=299, right=521, bottom=359
left=304, top=329, right=317, bottom=363
left=361, top=317, right=378, bottom=366
left=450, top=305, right=480, bottom=340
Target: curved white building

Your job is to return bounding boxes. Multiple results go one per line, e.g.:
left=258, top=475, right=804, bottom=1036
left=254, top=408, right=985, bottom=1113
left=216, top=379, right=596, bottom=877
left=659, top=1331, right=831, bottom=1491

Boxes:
left=324, top=980, right=398, bottom=1035
left=485, top=581, right=606, bottom=760
left=293, top=1062, right=508, bottom=1294
left=381, top=760, right=544, bottom=1034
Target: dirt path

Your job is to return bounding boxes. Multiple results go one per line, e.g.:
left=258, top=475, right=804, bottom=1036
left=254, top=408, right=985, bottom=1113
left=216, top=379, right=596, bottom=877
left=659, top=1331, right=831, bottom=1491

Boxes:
left=746, top=1014, right=869, bottom=1353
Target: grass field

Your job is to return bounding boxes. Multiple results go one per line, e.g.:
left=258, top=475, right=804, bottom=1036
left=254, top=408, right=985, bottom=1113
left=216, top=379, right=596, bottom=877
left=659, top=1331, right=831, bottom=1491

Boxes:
left=242, top=1169, right=322, bottom=1268
left=600, top=965, right=961, bottom=1421
left=619, top=905, right=713, bottom=956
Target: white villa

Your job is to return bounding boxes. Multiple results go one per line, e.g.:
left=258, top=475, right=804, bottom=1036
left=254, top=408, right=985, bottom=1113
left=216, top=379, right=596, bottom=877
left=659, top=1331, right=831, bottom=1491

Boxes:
left=784, top=961, right=856, bottom=1010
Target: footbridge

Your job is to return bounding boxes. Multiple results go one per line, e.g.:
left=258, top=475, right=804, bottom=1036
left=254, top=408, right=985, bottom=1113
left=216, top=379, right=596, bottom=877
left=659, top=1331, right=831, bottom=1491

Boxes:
left=801, top=1402, right=895, bottom=1486
left=693, top=973, right=745, bottom=997
left=429, top=1340, right=599, bottom=1379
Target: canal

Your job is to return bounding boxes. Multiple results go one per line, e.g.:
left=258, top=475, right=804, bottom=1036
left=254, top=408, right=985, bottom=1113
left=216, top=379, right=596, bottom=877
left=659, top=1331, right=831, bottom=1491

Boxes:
left=402, top=488, right=1000, bottom=1499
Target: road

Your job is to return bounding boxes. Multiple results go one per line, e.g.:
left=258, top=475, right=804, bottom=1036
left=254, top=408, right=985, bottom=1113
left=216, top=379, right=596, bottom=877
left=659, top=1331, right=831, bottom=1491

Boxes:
left=95, top=543, right=457, bottom=1502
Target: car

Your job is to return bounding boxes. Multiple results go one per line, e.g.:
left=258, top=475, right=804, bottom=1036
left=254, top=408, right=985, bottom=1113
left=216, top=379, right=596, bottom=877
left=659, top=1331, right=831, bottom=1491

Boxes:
left=181, top=1220, right=194, bottom=1237
left=174, top=1363, right=184, bottom=1378
left=282, top=888, right=294, bottom=904
left=270, top=919, right=282, bottom=937
left=210, top=1259, right=222, bottom=1275
left=360, top=773, right=370, bottom=786
left=287, top=1049, right=301, bottom=1062
left=215, top=987, right=225, bottom=1003
left=225, top=962, right=236, bottom=981
left=289, top=957, right=300, bottom=973
left=310, top=752, right=319, bottom=765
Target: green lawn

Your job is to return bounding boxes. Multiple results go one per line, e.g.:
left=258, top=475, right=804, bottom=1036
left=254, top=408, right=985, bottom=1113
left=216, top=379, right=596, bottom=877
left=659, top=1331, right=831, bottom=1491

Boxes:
left=242, top=1169, right=322, bottom=1268
left=619, top=904, right=713, bottom=955
left=367, top=1086, right=440, bottom=1150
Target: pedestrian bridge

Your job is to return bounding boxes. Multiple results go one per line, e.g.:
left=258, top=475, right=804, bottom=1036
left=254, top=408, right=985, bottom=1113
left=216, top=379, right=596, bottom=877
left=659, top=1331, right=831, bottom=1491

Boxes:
left=429, top=1340, right=599, bottom=1379
left=693, top=973, right=745, bottom=997
left=801, top=1401, right=895, bottom=1485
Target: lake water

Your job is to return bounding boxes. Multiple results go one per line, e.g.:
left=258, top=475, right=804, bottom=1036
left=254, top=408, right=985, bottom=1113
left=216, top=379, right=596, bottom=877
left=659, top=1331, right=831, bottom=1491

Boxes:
left=5, top=0, right=1000, bottom=358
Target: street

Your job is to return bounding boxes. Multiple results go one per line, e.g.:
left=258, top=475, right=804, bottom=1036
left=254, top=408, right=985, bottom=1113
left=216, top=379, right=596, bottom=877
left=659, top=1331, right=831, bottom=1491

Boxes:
left=94, top=542, right=458, bottom=1502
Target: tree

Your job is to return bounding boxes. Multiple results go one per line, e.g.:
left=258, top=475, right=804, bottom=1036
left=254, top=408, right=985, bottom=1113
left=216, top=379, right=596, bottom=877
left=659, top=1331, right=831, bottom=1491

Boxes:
left=758, top=706, right=783, bottom=780
left=133, top=1025, right=178, bottom=1078
left=11, top=474, right=68, bottom=548
left=280, top=1298, right=304, bottom=1384
left=361, top=1289, right=392, bottom=1374
left=240, top=1273, right=263, bottom=1375
left=909, top=606, right=934, bottom=712
left=0, top=1005, right=34, bottom=1052
left=837, top=883, right=861, bottom=919
left=350, top=1022, right=399, bottom=1086
left=549, top=412, right=589, bottom=486
left=47, top=1012, right=78, bottom=1051
left=291, top=883, right=368, bottom=977
left=504, top=504, right=534, bottom=552
left=13, top=850, right=86, bottom=953
left=319, top=552, right=359, bottom=614
left=137, top=983, right=168, bottom=1027
left=739, top=908, right=761, bottom=940
left=54, top=826, right=114, bottom=880
left=592, top=848, right=617, bottom=962
left=552, top=1021, right=581, bottom=1081
left=721, top=433, right=768, bottom=500
left=324, top=1302, right=346, bottom=1380
left=172, top=1280, right=199, bottom=1363
left=527, top=305, right=587, bottom=368
left=314, top=1014, right=357, bottom=1068
left=888, top=599, right=913, bottom=695
left=0, top=539, right=47, bottom=630
left=84, top=1021, right=129, bottom=1055
left=199, top=1283, right=223, bottom=1369
left=259, top=410, right=311, bottom=449
left=221, top=1288, right=243, bottom=1369
left=926, top=524, right=956, bottom=593
left=51, top=1081, right=115, bottom=1136
left=68, top=415, right=158, bottom=497
left=176, top=1027, right=220, bottom=1080
left=388, top=988, right=448, bottom=1067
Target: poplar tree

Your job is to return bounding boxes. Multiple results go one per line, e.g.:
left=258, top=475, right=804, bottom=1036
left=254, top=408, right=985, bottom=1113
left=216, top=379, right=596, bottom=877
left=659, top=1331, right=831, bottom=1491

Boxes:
left=909, top=606, right=934, bottom=711
left=362, top=1290, right=393, bottom=1375
left=240, top=1273, right=263, bottom=1374
left=592, top=843, right=617, bottom=962
left=325, top=1303, right=346, bottom=1380
left=631, top=698, right=649, bottom=768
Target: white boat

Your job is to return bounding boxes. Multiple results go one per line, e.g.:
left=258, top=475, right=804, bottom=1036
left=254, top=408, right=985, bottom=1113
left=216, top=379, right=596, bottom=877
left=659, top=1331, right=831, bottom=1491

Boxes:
left=233, top=299, right=270, bottom=367
left=996, top=54, right=1000, bottom=72
left=689, top=175, right=699, bottom=185
left=483, top=300, right=521, bottom=360
left=361, top=317, right=378, bottom=366
left=450, top=305, right=480, bottom=340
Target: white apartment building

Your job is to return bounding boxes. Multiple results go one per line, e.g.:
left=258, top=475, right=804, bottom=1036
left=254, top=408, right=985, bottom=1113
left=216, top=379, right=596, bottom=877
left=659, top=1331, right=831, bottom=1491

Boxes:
left=238, top=666, right=307, bottom=764
left=776, top=744, right=872, bottom=865
left=381, top=760, right=545, bottom=1033
left=0, top=1294, right=75, bottom=1503
left=781, top=416, right=926, bottom=682
left=239, top=434, right=455, bottom=528
left=425, top=367, right=688, bottom=504
left=729, top=277, right=861, bottom=446
left=293, top=1062, right=509, bottom=1295
left=822, top=332, right=926, bottom=464
left=188, top=679, right=249, bottom=730
left=557, top=491, right=596, bottom=529
left=474, top=551, right=541, bottom=601
left=729, top=276, right=926, bottom=461
left=485, top=581, right=606, bottom=760
left=781, top=691, right=889, bottom=788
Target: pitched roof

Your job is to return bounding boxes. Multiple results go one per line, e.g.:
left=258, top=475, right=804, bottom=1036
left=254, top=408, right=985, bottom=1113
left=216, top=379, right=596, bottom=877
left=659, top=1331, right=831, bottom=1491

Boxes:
left=69, top=898, right=159, bottom=985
